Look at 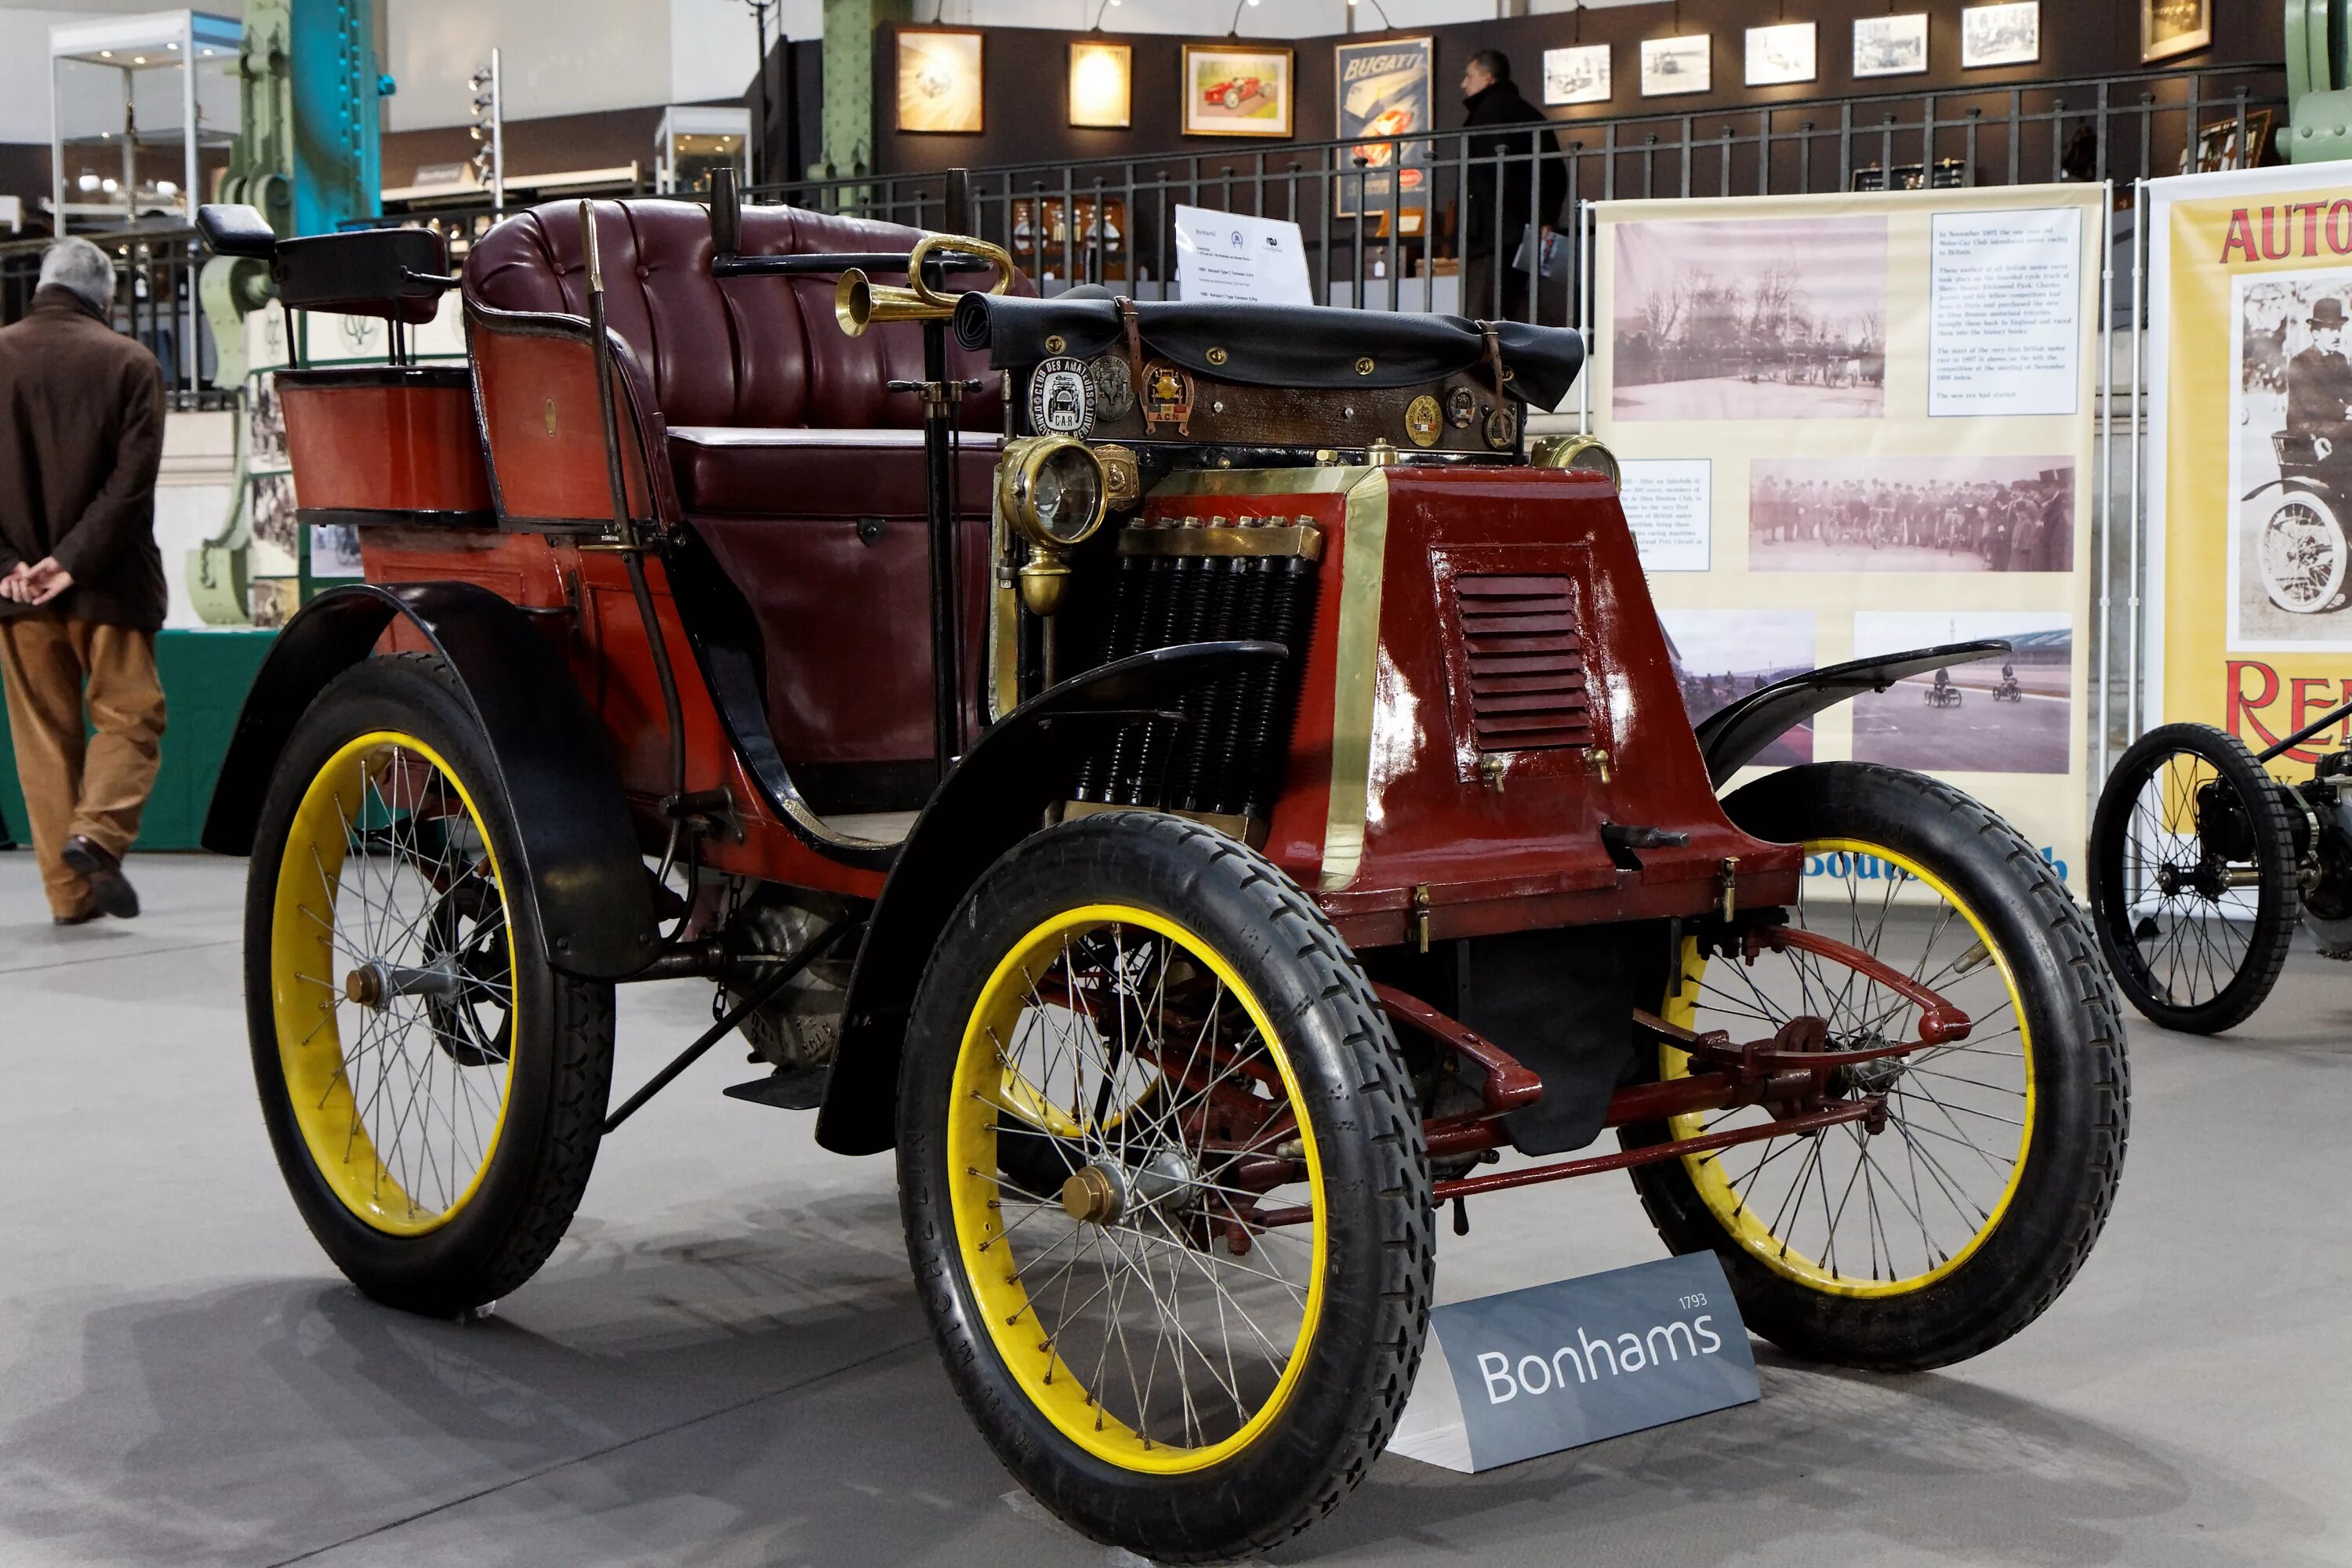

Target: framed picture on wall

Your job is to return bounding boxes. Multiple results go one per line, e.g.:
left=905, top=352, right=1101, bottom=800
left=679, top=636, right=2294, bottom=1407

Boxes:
left=1182, top=43, right=1294, bottom=137
left=2143, top=0, right=2211, bottom=63
left=1853, top=14, right=1929, bottom=78
left=1745, top=22, right=1816, bottom=86
left=1639, top=35, right=1711, bottom=97
left=1068, top=39, right=1131, bottom=129
left=897, top=28, right=984, bottom=134
left=1334, top=35, right=1433, bottom=218
left=1542, top=42, right=1611, bottom=106
left=1960, top=3, right=2039, bottom=69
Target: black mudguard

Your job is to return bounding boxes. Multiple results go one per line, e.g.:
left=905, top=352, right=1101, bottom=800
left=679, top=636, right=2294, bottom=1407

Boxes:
left=201, top=580, right=661, bottom=982
left=814, top=639, right=1286, bottom=1156
left=1693, top=639, right=2008, bottom=787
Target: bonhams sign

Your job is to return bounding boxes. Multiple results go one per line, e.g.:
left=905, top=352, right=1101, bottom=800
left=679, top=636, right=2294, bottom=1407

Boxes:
left=1388, top=1252, right=1758, bottom=1472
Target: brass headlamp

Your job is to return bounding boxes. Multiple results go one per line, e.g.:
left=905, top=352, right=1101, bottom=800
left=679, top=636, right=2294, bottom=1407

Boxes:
left=999, top=436, right=1109, bottom=615
left=835, top=232, right=1014, bottom=336
left=1530, top=432, right=1622, bottom=488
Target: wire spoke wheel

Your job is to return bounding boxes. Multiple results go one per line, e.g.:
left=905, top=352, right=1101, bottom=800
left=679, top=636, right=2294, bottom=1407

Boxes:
left=2091, top=724, right=2298, bottom=1034
left=1664, top=841, right=2029, bottom=1297
left=1628, top=763, right=2127, bottom=1370
left=247, top=654, right=614, bottom=1316
left=2259, top=496, right=2349, bottom=613
left=899, top=813, right=1431, bottom=1563
left=951, top=908, right=1323, bottom=1466
left=273, top=732, right=517, bottom=1232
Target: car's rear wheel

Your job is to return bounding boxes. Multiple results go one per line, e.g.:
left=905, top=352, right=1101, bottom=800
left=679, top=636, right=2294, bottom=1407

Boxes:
left=245, top=654, right=615, bottom=1316
left=1624, top=764, right=2128, bottom=1370
left=898, top=812, right=1432, bottom=1563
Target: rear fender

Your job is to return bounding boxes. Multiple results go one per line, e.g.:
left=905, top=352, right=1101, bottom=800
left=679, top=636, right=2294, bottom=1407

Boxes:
left=201, top=580, right=661, bottom=982
left=2241, top=474, right=2332, bottom=506
left=1693, top=639, right=2009, bottom=786
left=814, top=640, right=1285, bottom=1156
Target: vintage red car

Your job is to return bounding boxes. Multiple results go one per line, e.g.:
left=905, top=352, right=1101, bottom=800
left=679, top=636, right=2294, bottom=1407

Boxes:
left=1202, top=74, right=1267, bottom=110
left=194, top=178, right=2126, bottom=1563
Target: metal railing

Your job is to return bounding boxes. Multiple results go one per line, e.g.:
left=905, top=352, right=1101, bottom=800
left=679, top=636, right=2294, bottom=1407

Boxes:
left=743, top=62, right=2282, bottom=325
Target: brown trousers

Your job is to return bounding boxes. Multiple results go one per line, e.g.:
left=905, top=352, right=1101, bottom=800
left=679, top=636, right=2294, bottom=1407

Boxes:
left=0, top=616, right=166, bottom=918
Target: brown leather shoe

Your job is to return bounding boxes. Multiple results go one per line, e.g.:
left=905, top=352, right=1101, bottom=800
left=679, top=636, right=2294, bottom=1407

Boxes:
left=52, top=908, right=98, bottom=927
left=59, top=836, right=139, bottom=920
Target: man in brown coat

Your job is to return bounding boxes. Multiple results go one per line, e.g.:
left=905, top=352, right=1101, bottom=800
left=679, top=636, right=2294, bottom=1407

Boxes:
left=0, top=238, right=168, bottom=924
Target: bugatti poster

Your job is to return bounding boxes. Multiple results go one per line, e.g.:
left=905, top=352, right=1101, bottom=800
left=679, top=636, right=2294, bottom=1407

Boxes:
left=1334, top=37, right=1432, bottom=221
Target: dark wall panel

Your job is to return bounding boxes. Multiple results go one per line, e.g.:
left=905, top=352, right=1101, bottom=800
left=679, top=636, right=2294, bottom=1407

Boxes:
left=873, top=1, right=2281, bottom=178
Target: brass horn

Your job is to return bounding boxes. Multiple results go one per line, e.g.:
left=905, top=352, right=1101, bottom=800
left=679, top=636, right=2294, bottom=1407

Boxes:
left=833, top=232, right=1014, bottom=338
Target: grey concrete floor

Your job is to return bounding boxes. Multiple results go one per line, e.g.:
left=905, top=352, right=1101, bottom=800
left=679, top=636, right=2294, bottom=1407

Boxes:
left=1, top=851, right=2347, bottom=1568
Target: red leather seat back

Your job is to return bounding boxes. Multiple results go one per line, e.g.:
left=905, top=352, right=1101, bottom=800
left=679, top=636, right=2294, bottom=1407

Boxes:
left=463, top=198, right=1006, bottom=430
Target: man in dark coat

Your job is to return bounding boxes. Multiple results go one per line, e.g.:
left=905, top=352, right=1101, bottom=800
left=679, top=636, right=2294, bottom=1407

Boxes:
left=2288, top=296, right=2352, bottom=455
left=0, top=238, right=167, bottom=924
left=1460, top=49, right=1566, bottom=325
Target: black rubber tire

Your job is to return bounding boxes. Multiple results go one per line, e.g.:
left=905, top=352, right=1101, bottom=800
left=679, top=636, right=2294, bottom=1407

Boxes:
left=2089, top=722, right=2299, bottom=1035
left=1626, top=763, right=2130, bottom=1371
left=897, top=812, right=1433, bottom=1564
left=244, top=653, right=615, bottom=1316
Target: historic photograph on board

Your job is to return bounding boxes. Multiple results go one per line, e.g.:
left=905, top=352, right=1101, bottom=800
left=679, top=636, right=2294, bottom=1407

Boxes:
left=1611, top=214, right=1887, bottom=420
left=1543, top=42, right=1610, bottom=106
left=1748, top=454, right=2077, bottom=572
left=1745, top=22, right=1817, bottom=87
left=1853, top=13, right=1929, bottom=78
left=2227, top=268, right=2352, bottom=651
left=1659, top=609, right=1818, bottom=765
left=1639, top=35, right=1711, bottom=97
left=896, top=28, right=985, bottom=134
left=1850, top=610, right=2073, bottom=775
left=2143, top=0, right=2211, bottom=64
left=1961, top=2, right=2040, bottom=68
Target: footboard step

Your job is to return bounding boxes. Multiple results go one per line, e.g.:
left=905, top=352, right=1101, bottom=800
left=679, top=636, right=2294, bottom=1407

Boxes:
left=721, top=1068, right=827, bottom=1109
left=1388, top=1251, right=1757, bottom=1472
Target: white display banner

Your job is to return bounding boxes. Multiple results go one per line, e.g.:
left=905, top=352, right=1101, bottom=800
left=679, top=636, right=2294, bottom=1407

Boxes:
left=1592, top=184, right=2107, bottom=889
left=1173, top=205, right=1313, bottom=305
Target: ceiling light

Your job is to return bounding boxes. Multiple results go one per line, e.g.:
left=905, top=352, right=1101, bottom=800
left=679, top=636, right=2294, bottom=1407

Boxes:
left=99, top=49, right=112, bottom=57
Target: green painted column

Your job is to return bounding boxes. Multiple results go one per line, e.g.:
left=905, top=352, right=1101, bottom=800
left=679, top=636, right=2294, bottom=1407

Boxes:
left=816, top=0, right=909, bottom=182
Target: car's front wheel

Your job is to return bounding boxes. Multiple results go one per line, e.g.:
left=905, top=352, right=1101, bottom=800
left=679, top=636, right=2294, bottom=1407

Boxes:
left=897, top=812, right=1432, bottom=1563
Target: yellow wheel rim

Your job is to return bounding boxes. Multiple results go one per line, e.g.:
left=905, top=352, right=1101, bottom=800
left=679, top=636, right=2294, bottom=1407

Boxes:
left=1663, top=839, right=2036, bottom=1298
left=946, top=904, right=1327, bottom=1473
left=270, top=731, right=519, bottom=1236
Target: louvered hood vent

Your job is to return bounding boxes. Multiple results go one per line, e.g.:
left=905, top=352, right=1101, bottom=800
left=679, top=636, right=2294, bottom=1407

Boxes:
left=1451, top=572, right=1593, bottom=753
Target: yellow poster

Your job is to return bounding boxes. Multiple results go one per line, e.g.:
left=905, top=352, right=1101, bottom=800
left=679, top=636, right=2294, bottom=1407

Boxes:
left=1592, top=185, right=2107, bottom=885
left=2147, top=165, right=2352, bottom=775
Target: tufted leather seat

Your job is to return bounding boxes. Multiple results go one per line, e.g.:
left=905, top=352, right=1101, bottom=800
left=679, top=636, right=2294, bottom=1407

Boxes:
left=463, top=199, right=1017, bottom=807
left=464, top=197, right=1009, bottom=440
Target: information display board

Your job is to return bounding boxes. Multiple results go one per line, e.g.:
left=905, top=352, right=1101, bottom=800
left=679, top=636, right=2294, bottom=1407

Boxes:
left=1591, top=184, right=2105, bottom=885
left=2143, top=163, right=2352, bottom=766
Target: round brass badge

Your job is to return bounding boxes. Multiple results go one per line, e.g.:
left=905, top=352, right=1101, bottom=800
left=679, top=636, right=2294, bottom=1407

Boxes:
left=1403, top=394, right=1443, bottom=448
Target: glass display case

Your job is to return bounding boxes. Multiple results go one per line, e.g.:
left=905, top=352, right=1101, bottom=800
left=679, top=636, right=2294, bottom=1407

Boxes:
left=49, top=10, right=240, bottom=234
left=655, top=107, right=750, bottom=197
